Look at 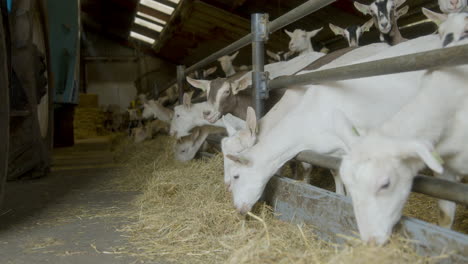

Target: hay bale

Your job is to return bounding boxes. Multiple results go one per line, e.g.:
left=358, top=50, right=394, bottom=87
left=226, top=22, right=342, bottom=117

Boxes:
left=74, top=107, right=108, bottom=139
left=78, top=93, right=99, bottom=108
left=111, top=136, right=448, bottom=264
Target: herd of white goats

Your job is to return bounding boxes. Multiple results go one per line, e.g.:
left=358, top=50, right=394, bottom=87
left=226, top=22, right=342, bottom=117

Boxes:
left=135, top=0, right=468, bottom=246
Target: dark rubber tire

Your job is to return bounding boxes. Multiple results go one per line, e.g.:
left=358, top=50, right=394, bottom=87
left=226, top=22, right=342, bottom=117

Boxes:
left=0, top=6, right=10, bottom=205
left=9, top=0, right=53, bottom=180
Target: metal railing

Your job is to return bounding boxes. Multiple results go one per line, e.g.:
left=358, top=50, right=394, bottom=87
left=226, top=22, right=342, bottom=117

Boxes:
left=164, top=1, right=468, bottom=206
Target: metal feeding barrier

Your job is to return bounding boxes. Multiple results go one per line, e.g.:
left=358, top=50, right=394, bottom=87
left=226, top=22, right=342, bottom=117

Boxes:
left=167, top=0, right=468, bottom=262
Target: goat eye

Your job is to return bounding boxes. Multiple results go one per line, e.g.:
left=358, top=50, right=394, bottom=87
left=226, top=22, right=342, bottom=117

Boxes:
left=177, top=114, right=180, bottom=118
left=181, top=150, right=185, bottom=153
left=380, top=180, right=390, bottom=191
left=234, top=175, right=240, bottom=180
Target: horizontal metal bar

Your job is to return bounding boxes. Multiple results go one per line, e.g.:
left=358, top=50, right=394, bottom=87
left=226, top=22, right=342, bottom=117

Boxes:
left=184, top=0, right=336, bottom=75
left=295, top=151, right=468, bottom=206
left=269, top=44, right=468, bottom=90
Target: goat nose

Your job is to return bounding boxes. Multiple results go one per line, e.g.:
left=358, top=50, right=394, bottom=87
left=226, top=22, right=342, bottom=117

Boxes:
left=237, top=204, right=250, bottom=215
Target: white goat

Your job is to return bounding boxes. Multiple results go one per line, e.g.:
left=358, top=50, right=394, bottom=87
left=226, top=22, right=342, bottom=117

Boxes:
left=158, top=67, right=218, bottom=106
left=221, top=40, right=392, bottom=191
left=354, top=0, right=409, bottom=45
left=217, top=51, right=251, bottom=77
left=217, top=52, right=238, bottom=77
left=224, top=34, right=443, bottom=215
left=266, top=50, right=295, bottom=63
left=170, top=93, right=224, bottom=139
left=439, top=0, right=467, bottom=13
left=284, top=28, right=324, bottom=55
left=329, top=19, right=374, bottom=47
left=187, top=52, right=326, bottom=124
left=142, top=99, right=174, bottom=123
left=336, top=10, right=468, bottom=246
left=175, top=125, right=225, bottom=162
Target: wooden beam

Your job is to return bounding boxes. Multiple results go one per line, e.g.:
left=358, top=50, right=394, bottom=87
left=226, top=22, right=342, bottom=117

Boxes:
left=132, top=23, right=161, bottom=40
left=150, top=0, right=178, bottom=9
left=137, top=4, right=171, bottom=22
left=154, top=0, right=191, bottom=51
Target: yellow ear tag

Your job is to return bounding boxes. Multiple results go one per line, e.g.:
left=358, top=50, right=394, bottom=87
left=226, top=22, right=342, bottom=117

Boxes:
left=431, top=151, right=444, bottom=165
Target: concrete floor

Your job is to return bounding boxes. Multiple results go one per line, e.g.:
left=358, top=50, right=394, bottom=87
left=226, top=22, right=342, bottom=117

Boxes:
left=0, top=138, right=155, bottom=264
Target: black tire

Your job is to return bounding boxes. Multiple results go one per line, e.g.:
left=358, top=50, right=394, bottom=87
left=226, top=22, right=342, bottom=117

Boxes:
left=9, top=0, right=53, bottom=179
left=0, top=6, right=10, bottom=205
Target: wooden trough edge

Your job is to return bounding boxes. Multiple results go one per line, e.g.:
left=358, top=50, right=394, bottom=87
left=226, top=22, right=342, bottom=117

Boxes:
left=264, top=175, right=468, bottom=264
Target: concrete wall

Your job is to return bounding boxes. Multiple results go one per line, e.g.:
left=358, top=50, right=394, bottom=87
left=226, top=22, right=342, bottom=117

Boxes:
left=81, top=31, right=175, bottom=111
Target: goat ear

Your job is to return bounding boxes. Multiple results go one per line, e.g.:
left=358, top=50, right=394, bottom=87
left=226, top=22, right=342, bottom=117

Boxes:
left=394, top=0, right=407, bottom=8
left=186, top=76, right=211, bottom=93
left=284, top=29, right=294, bottom=38
left=246, top=107, right=258, bottom=136
left=396, top=5, right=409, bottom=19
left=232, top=75, right=251, bottom=95
left=354, top=2, right=371, bottom=15
left=329, top=23, right=345, bottom=36
left=332, top=109, right=361, bottom=153
left=230, top=51, right=239, bottom=61
left=183, top=93, right=192, bottom=108
left=402, top=141, right=444, bottom=174
left=422, top=8, right=448, bottom=26
left=361, top=19, right=374, bottom=32
left=226, top=154, right=251, bottom=166
left=191, top=128, right=200, bottom=141
left=308, top=27, right=323, bottom=39
left=204, top=66, right=217, bottom=77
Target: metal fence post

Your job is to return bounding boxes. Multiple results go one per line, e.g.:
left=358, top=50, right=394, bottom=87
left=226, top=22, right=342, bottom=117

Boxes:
left=251, top=13, right=269, bottom=118
left=176, top=65, right=186, bottom=104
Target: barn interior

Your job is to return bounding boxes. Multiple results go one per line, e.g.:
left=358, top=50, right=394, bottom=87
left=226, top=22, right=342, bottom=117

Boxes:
left=1, top=0, right=467, bottom=263
left=80, top=0, right=438, bottom=108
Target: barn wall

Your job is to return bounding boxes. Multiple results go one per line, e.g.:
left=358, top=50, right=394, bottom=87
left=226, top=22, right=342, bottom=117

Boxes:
left=81, top=31, right=175, bottom=111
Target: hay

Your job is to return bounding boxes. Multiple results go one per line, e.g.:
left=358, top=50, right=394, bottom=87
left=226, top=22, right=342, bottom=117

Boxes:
left=113, top=135, right=447, bottom=264
left=78, top=93, right=99, bottom=108
left=74, top=107, right=108, bottom=140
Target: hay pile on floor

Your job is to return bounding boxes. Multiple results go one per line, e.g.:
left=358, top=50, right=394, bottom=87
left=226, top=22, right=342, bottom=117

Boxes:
left=114, top=135, right=446, bottom=264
